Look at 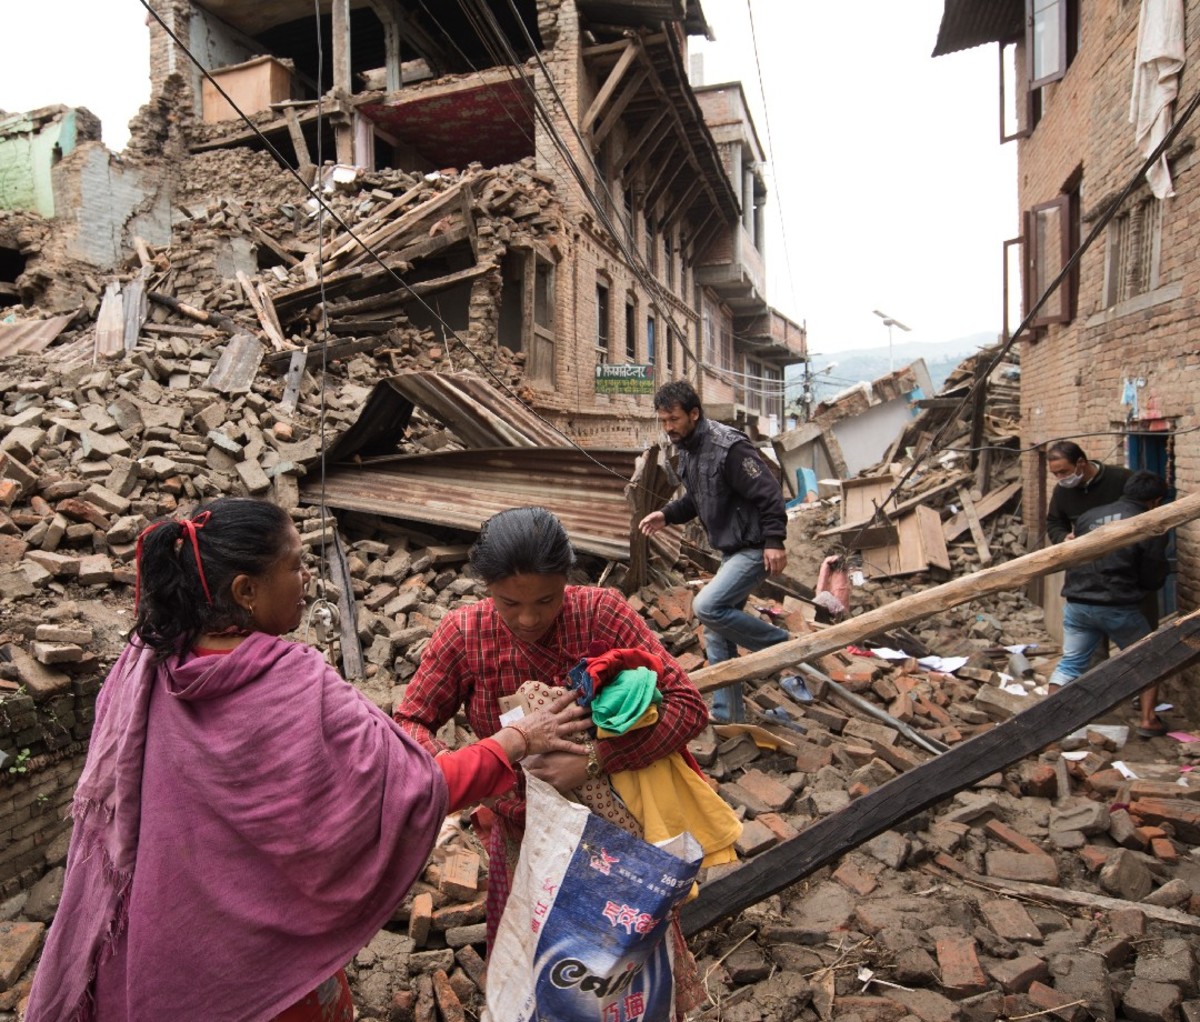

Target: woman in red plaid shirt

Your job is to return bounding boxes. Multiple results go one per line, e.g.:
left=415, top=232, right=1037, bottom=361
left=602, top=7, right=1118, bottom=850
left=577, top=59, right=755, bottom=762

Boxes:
left=393, top=507, right=709, bottom=957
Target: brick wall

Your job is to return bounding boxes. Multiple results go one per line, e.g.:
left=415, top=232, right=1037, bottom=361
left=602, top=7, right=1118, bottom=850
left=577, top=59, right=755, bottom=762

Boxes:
left=1014, top=0, right=1200, bottom=709
left=0, top=678, right=98, bottom=895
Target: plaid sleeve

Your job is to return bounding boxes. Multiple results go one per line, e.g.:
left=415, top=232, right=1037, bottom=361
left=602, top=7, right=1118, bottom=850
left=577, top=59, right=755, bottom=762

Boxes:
left=587, top=589, right=708, bottom=774
left=393, top=610, right=472, bottom=757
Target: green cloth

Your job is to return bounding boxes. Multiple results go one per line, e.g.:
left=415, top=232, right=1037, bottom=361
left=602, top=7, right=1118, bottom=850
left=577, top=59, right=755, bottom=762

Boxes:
left=590, top=667, right=662, bottom=734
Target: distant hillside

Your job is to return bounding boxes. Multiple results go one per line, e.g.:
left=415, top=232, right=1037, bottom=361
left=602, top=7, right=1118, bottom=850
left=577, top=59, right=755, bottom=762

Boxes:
left=787, top=332, right=999, bottom=407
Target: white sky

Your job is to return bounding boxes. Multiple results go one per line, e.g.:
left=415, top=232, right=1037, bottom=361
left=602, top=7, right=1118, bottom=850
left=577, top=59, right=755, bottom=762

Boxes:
left=0, top=1, right=1014, bottom=358
left=694, top=0, right=1016, bottom=356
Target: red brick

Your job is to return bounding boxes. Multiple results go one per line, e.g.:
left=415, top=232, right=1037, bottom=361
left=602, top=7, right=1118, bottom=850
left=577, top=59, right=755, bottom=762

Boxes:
left=1018, top=762, right=1059, bottom=798
left=792, top=739, right=834, bottom=773
left=0, top=920, right=44, bottom=990
left=984, top=819, right=1050, bottom=858
left=1077, top=845, right=1112, bottom=872
left=756, top=812, right=800, bottom=843
left=1027, top=981, right=1087, bottom=1022
left=432, top=969, right=465, bottom=1022
left=987, top=954, right=1051, bottom=993
left=936, top=935, right=989, bottom=998
left=737, top=768, right=796, bottom=812
left=833, top=858, right=879, bottom=897
left=979, top=898, right=1042, bottom=944
left=408, top=892, right=433, bottom=947
left=1149, top=836, right=1178, bottom=863
left=985, top=850, right=1060, bottom=886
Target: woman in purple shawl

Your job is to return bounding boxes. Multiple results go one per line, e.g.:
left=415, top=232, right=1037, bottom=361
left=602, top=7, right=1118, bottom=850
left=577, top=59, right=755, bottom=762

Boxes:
left=25, top=498, right=589, bottom=1022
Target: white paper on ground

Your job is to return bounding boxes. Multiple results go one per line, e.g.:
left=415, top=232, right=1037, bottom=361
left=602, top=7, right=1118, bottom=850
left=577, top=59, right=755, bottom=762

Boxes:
left=1064, top=724, right=1129, bottom=748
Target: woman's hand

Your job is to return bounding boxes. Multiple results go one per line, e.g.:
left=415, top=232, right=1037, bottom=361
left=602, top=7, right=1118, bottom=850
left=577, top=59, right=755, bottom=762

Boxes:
left=492, top=688, right=592, bottom=764
left=522, top=750, right=592, bottom=793
left=520, top=688, right=593, bottom=754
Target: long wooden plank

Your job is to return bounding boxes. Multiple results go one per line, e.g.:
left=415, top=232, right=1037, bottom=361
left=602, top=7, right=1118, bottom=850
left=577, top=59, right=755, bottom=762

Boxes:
left=680, top=610, right=1200, bottom=935
left=915, top=504, right=951, bottom=574
left=925, top=856, right=1200, bottom=933
left=689, top=489, right=1200, bottom=693
left=956, top=487, right=992, bottom=564
left=943, top=480, right=1022, bottom=542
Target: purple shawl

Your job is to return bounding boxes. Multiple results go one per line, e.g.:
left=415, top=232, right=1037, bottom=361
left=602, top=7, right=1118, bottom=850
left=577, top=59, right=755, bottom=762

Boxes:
left=25, top=632, right=448, bottom=1021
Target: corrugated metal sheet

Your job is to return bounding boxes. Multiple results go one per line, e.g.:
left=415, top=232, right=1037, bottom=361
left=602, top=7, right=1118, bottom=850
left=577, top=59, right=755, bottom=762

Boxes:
left=325, top=370, right=567, bottom=462
left=932, top=0, right=1023, bottom=57
left=0, top=313, right=75, bottom=357
left=304, top=446, right=682, bottom=562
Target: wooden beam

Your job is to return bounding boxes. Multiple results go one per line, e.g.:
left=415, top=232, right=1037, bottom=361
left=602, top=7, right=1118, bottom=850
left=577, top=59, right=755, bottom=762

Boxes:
left=689, top=489, right=1200, bottom=693
left=956, top=487, right=992, bottom=565
left=925, top=856, right=1200, bottom=933
left=582, top=41, right=639, bottom=135
left=680, top=609, right=1200, bottom=935
left=284, top=107, right=314, bottom=183
left=331, top=0, right=352, bottom=95
left=943, top=480, right=1022, bottom=542
left=646, top=157, right=687, bottom=211
left=330, top=528, right=364, bottom=680
left=616, top=109, right=668, bottom=177
left=592, top=68, right=649, bottom=148
left=662, top=178, right=703, bottom=233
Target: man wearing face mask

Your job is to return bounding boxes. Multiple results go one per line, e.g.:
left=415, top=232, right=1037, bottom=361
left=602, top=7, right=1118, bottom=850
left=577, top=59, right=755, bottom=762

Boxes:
left=1045, top=441, right=1133, bottom=543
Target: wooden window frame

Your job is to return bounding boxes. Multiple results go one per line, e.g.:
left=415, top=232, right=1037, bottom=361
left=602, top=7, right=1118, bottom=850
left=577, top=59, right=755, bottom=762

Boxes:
left=1027, top=0, right=1070, bottom=90
left=595, top=280, right=611, bottom=365
left=624, top=296, right=637, bottom=362
left=1026, top=194, right=1074, bottom=327
left=998, top=39, right=1034, bottom=143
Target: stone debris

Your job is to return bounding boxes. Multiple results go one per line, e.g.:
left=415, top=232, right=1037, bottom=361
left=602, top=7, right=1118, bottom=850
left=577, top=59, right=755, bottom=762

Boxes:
left=3, top=136, right=1200, bottom=1022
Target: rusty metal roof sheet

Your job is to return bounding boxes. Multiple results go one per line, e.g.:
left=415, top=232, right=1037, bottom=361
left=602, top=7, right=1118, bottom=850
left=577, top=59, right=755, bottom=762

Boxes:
left=0, top=313, right=76, bottom=357
left=325, top=370, right=568, bottom=462
left=932, top=0, right=1023, bottom=57
left=304, top=446, right=680, bottom=562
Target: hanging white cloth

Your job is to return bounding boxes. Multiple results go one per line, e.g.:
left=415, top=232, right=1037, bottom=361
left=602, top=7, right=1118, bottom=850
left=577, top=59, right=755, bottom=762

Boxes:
left=1130, top=0, right=1186, bottom=199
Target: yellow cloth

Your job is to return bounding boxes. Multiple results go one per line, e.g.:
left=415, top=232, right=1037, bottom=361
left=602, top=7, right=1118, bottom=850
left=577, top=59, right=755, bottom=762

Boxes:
left=610, top=754, right=742, bottom=899
left=595, top=704, right=658, bottom=738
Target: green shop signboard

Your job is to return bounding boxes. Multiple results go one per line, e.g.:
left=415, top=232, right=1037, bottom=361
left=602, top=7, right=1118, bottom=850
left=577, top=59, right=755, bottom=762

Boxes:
left=595, top=363, right=654, bottom=395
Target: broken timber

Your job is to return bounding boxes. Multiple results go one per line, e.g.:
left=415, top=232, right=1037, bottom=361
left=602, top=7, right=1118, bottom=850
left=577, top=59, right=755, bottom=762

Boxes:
left=680, top=608, right=1200, bottom=935
left=689, top=489, right=1200, bottom=693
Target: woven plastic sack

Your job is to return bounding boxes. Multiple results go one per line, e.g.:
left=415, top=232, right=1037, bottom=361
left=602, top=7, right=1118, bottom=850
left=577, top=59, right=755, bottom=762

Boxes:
left=484, top=774, right=703, bottom=1022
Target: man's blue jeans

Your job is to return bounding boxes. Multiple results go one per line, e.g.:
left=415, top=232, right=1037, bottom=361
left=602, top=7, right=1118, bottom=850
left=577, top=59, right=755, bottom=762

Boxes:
left=1048, top=602, right=1151, bottom=686
left=693, top=547, right=790, bottom=722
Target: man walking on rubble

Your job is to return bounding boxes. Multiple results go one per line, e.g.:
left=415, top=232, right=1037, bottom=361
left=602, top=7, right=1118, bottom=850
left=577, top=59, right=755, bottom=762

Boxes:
left=639, top=380, right=790, bottom=723
left=1047, top=470, right=1171, bottom=737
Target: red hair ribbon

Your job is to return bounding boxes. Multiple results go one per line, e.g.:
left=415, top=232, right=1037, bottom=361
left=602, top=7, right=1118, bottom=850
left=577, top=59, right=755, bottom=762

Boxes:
left=134, top=510, right=214, bottom=610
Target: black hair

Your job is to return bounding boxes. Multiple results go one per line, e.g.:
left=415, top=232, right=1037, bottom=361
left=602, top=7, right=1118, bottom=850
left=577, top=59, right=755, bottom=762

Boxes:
left=652, top=380, right=702, bottom=416
left=469, top=506, right=576, bottom=584
left=1124, top=470, right=1168, bottom=504
left=1047, top=440, right=1087, bottom=464
left=133, top=497, right=294, bottom=658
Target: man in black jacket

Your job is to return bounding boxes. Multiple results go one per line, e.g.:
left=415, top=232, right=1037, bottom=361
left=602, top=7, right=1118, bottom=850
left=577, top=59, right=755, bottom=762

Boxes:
left=639, top=381, right=789, bottom=722
left=1047, top=471, right=1170, bottom=736
left=1046, top=440, right=1133, bottom=543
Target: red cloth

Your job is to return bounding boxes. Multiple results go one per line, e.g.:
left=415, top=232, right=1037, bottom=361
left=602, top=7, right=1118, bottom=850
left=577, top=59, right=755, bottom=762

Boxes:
left=394, top=585, right=708, bottom=946
left=437, top=738, right=515, bottom=811
left=583, top=647, right=664, bottom=694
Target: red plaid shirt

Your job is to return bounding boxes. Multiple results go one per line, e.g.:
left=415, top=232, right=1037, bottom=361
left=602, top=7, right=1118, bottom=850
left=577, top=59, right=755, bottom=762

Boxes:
left=395, top=585, right=709, bottom=953
left=394, top=585, right=707, bottom=798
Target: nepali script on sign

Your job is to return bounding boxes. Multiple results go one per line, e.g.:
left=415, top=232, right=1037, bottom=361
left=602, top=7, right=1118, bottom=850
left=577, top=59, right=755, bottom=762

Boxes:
left=595, top=363, right=654, bottom=395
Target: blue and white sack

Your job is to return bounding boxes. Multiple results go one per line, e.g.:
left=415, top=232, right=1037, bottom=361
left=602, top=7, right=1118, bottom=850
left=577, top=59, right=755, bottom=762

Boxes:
left=485, top=774, right=704, bottom=1022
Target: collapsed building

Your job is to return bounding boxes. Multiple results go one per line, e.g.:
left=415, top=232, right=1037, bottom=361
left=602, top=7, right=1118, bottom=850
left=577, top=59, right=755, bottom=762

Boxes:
left=3, top=0, right=1200, bottom=1019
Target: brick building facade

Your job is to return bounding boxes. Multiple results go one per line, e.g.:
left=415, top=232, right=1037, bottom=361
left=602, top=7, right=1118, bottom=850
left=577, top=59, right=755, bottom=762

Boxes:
left=936, top=0, right=1200, bottom=699
left=146, top=0, right=806, bottom=445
